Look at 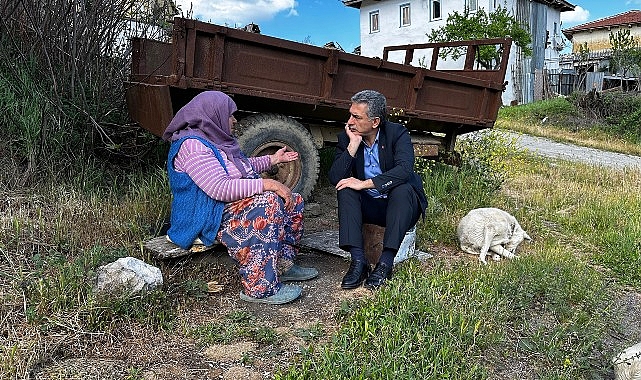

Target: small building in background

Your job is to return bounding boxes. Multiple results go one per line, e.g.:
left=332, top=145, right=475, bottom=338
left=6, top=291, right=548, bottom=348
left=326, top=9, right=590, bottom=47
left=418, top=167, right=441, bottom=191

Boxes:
left=562, top=10, right=641, bottom=92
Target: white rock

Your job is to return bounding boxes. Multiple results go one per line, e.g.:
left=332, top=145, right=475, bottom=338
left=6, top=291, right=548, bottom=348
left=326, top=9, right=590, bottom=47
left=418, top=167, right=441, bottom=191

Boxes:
left=95, top=257, right=163, bottom=295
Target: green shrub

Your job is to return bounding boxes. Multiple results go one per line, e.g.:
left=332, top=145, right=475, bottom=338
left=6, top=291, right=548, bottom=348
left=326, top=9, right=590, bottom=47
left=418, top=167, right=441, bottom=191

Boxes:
left=499, top=97, right=579, bottom=123
left=0, top=0, right=173, bottom=189
left=570, top=91, right=641, bottom=142
left=618, top=108, right=641, bottom=140
left=600, top=92, right=641, bottom=124
left=457, top=129, right=525, bottom=189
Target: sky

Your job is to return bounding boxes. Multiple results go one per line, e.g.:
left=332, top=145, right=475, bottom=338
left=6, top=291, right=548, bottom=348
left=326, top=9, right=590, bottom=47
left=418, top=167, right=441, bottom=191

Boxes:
left=174, top=0, right=361, bottom=52
left=172, top=0, right=641, bottom=52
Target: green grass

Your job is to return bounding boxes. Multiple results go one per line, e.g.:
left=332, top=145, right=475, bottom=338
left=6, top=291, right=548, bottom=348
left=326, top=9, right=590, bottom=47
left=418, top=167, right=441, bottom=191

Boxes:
left=3, top=103, right=641, bottom=378
left=279, top=130, right=638, bottom=379
left=497, top=96, right=641, bottom=156
left=503, top=157, right=641, bottom=287
left=17, top=245, right=178, bottom=331
left=418, top=129, right=526, bottom=245
left=278, top=250, right=614, bottom=379
left=279, top=261, right=497, bottom=379
left=498, top=97, right=579, bottom=123
left=294, top=323, right=326, bottom=343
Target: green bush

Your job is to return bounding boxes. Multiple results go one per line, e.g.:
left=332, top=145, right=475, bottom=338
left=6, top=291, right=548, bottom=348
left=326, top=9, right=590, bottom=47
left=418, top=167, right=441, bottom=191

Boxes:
left=570, top=91, right=641, bottom=142
left=618, top=108, right=641, bottom=140
left=600, top=92, right=641, bottom=123
left=601, top=94, right=641, bottom=143
left=0, top=0, right=173, bottom=188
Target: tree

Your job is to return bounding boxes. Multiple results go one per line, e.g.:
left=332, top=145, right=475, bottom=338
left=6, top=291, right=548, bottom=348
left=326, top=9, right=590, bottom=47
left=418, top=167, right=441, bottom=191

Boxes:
left=609, top=29, right=639, bottom=90
left=630, top=48, right=641, bottom=91
left=575, top=42, right=591, bottom=92
left=427, top=6, right=531, bottom=70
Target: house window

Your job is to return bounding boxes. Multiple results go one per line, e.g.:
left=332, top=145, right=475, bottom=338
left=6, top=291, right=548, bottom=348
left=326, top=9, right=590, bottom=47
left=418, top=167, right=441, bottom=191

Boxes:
left=370, top=10, right=380, bottom=33
left=431, top=0, right=441, bottom=21
left=400, top=3, right=411, bottom=27
left=467, top=0, right=478, bottom=12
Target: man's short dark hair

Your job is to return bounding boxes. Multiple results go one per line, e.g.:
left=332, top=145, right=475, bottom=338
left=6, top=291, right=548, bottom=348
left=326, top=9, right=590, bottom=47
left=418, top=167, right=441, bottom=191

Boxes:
left=351, top=90, right=387, bottom=121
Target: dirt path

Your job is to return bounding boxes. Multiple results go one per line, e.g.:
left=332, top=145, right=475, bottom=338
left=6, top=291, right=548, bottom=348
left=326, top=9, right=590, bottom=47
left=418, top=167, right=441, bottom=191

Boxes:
left=511, top=132, right=641, bottom=170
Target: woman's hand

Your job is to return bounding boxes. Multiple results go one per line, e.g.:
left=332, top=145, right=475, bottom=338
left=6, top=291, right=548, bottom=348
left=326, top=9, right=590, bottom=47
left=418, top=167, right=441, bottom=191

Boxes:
left=262, top=178, right=294, bottom=211
left=270, top=146, right=299, bottom=166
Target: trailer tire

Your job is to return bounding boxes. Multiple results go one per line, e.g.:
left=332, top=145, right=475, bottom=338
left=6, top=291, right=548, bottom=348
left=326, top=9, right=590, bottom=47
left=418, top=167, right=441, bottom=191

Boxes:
left=237, top=113, right=320, bottom=200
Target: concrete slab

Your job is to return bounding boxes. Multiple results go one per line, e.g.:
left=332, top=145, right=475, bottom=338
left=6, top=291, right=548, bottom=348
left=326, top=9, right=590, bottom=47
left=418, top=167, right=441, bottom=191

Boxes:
left=299, top=230, right=432, bottom=264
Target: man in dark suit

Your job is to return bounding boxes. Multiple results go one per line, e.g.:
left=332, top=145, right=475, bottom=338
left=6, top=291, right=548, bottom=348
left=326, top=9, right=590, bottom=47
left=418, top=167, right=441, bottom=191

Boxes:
left=328, top=90, right=427, bottom=289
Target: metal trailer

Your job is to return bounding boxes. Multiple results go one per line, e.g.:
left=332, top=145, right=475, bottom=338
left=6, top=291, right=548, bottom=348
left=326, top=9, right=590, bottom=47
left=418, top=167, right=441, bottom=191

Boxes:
left=125, top=17, right=511, bottom=199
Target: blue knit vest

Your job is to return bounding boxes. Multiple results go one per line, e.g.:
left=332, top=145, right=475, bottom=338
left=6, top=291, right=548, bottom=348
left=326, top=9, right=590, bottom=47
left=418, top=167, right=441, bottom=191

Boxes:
left=167, top=136, right=228, bottom=249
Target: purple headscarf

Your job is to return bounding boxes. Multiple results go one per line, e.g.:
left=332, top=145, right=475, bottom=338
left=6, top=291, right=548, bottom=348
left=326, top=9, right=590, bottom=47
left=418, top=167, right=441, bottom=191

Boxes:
left=162, top=91, right=248, bottom=176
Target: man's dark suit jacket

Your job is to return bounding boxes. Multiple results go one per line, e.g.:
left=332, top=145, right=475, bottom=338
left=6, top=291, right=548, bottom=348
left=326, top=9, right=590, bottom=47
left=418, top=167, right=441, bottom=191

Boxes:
left=328, top=120, right=428, bottom=216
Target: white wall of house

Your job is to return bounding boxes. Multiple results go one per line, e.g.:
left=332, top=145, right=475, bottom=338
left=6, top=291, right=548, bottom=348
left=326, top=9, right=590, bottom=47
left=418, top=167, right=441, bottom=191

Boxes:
left=544, top=13, right=565, bottom=70
left=359, top=0, right=435, bottom=59
left=354, top=0, right=569, bottom=104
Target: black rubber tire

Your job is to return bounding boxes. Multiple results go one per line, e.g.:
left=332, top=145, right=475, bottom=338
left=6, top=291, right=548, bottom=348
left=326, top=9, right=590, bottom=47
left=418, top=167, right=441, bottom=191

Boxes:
left=237, top=113, right=320, bottom=200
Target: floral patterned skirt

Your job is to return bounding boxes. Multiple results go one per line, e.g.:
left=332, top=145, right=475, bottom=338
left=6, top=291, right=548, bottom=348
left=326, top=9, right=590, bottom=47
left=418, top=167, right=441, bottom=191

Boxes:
left=217, top=191, right=304, bottom=298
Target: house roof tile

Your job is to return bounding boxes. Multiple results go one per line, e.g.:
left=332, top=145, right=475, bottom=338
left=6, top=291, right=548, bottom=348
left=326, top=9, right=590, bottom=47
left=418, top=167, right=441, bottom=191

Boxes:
left=563, top=10, right=641, bottom=40
left=537, top=0, right=575, bottom=12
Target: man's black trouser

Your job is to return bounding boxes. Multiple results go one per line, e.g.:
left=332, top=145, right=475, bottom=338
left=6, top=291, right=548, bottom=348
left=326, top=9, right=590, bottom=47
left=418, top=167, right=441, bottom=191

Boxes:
left=337, top=183, right=421, bottom=253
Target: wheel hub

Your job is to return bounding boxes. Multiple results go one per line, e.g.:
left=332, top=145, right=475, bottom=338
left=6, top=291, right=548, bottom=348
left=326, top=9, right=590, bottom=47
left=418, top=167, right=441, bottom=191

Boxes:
left=249, top=142, right=302, bottom=190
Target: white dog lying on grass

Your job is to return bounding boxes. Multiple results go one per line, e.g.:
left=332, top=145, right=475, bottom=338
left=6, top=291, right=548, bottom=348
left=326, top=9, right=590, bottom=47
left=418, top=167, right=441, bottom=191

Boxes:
left=613, top=342, right=641, bottom=380
left=457, top=207, right=531, bottom=264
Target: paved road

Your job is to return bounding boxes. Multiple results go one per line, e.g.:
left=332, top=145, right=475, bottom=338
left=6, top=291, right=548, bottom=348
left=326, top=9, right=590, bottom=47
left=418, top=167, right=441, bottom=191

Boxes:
left=510, top=132, right=641, bottom=170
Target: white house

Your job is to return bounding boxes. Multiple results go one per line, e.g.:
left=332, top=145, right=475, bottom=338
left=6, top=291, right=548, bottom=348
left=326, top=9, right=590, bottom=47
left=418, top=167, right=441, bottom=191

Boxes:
left=343, top=0, right=575, bottom=105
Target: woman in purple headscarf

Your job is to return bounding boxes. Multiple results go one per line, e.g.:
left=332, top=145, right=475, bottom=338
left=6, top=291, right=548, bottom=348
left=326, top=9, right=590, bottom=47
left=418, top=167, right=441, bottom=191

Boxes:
left=163, top=91, right=318, bottom=304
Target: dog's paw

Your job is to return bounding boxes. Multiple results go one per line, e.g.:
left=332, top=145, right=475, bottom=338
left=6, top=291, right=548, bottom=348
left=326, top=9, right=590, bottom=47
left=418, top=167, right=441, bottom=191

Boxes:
left=503, top=251, right=516, bottom=260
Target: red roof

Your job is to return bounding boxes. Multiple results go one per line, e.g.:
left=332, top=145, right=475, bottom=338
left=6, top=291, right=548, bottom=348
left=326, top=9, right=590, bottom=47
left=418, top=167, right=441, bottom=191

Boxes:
left=563, top=10, right=641, bottom=39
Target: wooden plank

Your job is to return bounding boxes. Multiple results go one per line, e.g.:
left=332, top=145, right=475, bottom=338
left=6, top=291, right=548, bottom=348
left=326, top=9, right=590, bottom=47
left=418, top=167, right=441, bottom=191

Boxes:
left=144, top=236, right=217, bottom=259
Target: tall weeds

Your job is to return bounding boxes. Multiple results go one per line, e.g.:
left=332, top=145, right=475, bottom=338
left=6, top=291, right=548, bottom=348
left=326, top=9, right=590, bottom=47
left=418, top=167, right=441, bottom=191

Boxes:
left=0, top=0, right=175, bottom=188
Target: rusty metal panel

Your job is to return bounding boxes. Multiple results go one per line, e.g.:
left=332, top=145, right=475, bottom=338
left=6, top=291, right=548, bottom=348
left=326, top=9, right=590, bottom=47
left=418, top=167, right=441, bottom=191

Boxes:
left=222, top=40, right=325, bottom=97
left=125, top=83, right=173, bottom=137
left=331, top=59, right=415, bottom=109
left=130, top=38, right=172, bottom=77
left=126, top=17, right=512, bottom=139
